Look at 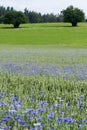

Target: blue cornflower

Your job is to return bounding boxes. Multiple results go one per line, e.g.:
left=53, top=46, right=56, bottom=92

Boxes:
left=80, top=95, right=84, bottom=98
left=30, top=128, right=35, bottom=130
left=38, top=101, right=47, bottom=106
left=11, top=97, right=18, bottom=102
left=56, top=117, right=64, bottom=124
left=64, top=117, right=73, bottom=123
left=1, top=115, right=11, bottom=122
left=27, top=108, right=34, bottom=113
left=31, top=110, right=38, bottom=116
left=82, top=120, right=87, bottom=122
left=27, top=115, right=32, bottom=119
left=3, top=126, right=12, bottom=130
left=18, top=118, right=25, bottom=125
left=15, top=114, right=21, bottom=120
left=14, top=101, right=22, bottom=109
left=54, top=103, right=61, bottom=107
left=47, top=112, right=54, bottom=119
left=56, top=117, right=73, bottom=124
left=0, top=102, right=6, bottom=106
left=37, top=108, right=44, bottom=113
left=36, top=117, right=42, bottom=121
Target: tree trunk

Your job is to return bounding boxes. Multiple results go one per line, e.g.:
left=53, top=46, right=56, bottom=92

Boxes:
left=72, top=22, right=77, bottom=27
left=14, top=22, right=20, bottom=28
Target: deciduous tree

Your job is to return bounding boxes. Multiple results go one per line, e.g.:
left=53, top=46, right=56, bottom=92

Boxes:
left=62, top=6, right=85, bottom=26
left=4, top=11, right=27, bottom=28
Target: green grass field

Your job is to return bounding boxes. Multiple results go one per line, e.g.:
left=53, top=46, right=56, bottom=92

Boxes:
left=0, top=22, right=87, bottom=46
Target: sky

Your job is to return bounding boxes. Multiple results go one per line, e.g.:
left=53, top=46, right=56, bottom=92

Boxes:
left=0, top=0, right=87, bottom=16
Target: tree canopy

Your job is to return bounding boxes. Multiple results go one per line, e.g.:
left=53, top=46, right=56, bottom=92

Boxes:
left=3, top=10, right=27, bottom=28
left=61, top=6, right=85, bottom=26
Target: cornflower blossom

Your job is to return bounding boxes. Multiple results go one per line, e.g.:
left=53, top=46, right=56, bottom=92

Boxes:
left=47, top=112, right=54, bottom=119
left=1, top=115, right=11, bottom=123
left=27, top=108, right=34, bottom=113
left=0, top=102, right=6, bottom=107
left=38, top=101, right=47, bottom=108
left=56, top=117, right=73, bottom=124
left=37, top=108, right=44, bottom=113
left=30, top=128, right=35, bottom=130
left=27, top=115, right=32, bottom=119
left=36, top=117, right=42, bottom=121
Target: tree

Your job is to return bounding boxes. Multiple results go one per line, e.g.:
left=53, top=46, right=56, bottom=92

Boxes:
left=0, top=6, right=6, bottom=23
left=42, top=13, right=57, bottom=23
left=28, top=11, right=41, bottom=23
left=61, top=6, right=85, bottom=26
left=3, top=11, right=27, bottom=28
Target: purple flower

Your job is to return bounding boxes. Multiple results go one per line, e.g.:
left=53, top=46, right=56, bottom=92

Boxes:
left=31, top=110, right=38, bottom=116
left=3, top=126, right=12, bottom=130
left=37, top=108, right=44, bottom=113
left=30, top=128, right=35, bottom=130
left=47, top=112, right=54, bottom=119
left=36, top=117, right=42, bottom=121
left=0, top=102, right=6, bottom=106
left=18, top=118, right=25, bottom=125
left=1, top=115, right=11, bottom=122
left=38, top=101, right=47, bottom=107
left=27, top=115, right=32, bottom=119
left=64, top=117, right=73, bottom=123
left=82, top=120, right=87, bottom=122
left=56, top=117, right=73, bottom=124
left=27, top=108, right=34, bottom=113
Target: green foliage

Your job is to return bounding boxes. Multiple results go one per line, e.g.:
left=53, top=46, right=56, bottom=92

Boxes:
left=0, top=6, right=14, bottom=23
left=28, top=11, right=41, bottom=23
left=24, top=8, right=62, bottom=23
left=4, top=11, right=27, bottom=28
left=62, top=6, right=85, bottom=26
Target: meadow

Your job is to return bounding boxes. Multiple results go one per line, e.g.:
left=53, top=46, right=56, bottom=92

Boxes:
left=0, top=23, right=87, bottom=130
left=0, top=22, right=87, bottom=46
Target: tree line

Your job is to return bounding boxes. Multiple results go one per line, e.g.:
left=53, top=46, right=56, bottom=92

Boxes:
left=0, top=6, right=63, bottom=24
left=0, top=5, right=86, bottom=28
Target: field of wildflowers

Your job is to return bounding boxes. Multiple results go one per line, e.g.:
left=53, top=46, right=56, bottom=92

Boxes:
left=0, top=46, right=87, bottom=130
